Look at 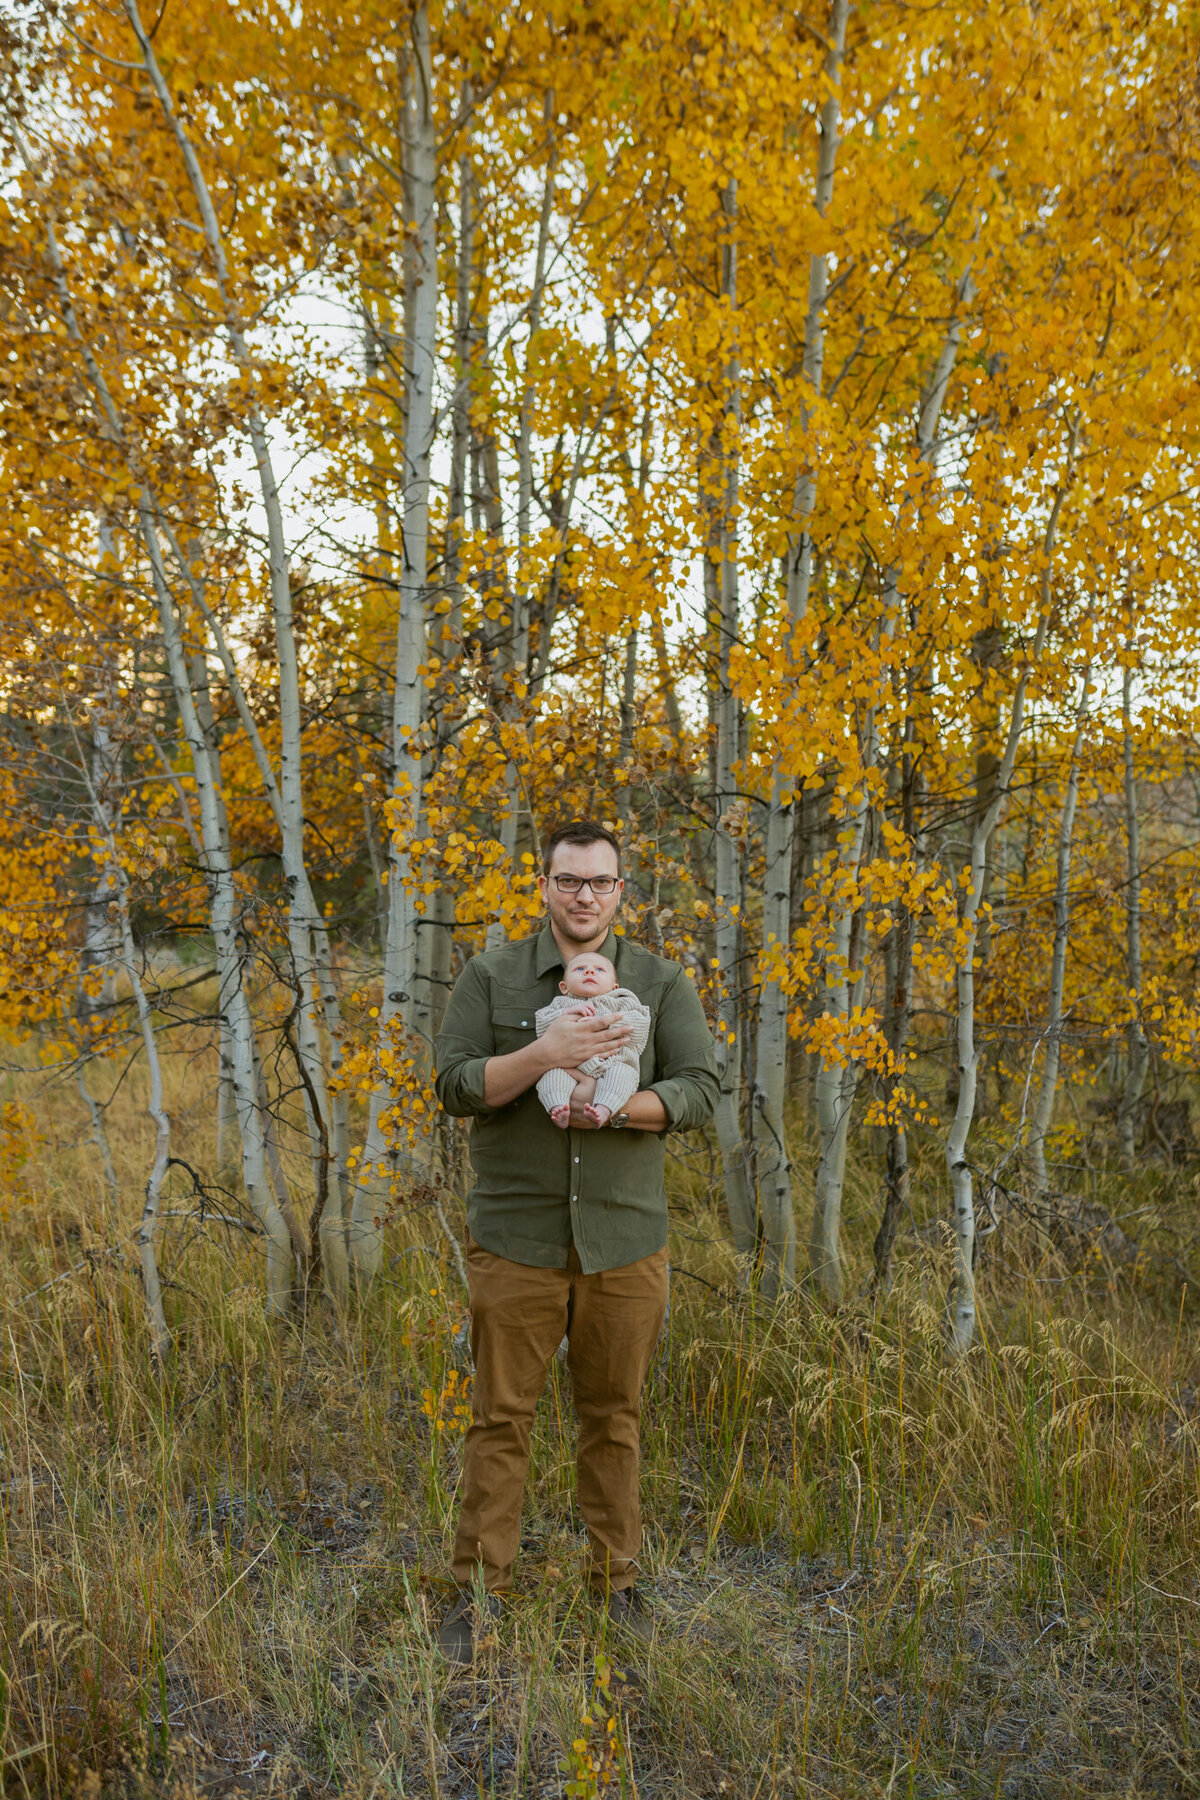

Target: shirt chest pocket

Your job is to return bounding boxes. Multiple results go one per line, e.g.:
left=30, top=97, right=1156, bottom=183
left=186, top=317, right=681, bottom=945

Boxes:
left=491, top=1004, right=539, bottom=1054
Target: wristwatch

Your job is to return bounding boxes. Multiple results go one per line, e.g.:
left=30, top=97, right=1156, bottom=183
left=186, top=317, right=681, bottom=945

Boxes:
left=608, top=1110, right=630, bottom=1130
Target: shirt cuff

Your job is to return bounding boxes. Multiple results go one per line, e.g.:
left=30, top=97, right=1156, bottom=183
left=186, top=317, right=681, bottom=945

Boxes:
left=448, top=1055, right=493, bottom=1115
left=648, top=1078, right=690, bottom=1132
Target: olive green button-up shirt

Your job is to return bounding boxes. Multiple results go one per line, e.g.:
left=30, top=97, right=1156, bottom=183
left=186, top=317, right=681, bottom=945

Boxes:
left=434, top=923, right=719, bottom=1273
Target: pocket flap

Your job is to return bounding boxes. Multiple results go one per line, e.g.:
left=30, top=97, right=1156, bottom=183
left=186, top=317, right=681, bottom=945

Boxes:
left=492, top=1005, right=538, bottom=1032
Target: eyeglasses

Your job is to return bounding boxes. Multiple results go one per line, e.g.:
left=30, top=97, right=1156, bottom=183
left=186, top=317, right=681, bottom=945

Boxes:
left=551, top=874, right=620, bottom=896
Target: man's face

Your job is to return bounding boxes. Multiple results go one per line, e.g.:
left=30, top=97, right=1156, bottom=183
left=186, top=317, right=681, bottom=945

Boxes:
left=539, top=839, right=623, bottom=949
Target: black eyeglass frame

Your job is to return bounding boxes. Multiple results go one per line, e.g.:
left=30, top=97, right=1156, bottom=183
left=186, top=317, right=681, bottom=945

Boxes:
left=549, top=874, right=621, bottom=896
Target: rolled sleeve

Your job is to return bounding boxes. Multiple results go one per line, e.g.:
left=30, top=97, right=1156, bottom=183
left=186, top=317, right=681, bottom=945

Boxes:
left=647, top=966, right=719, bottom=1131
left=433, top=958, right=495, bottom=1118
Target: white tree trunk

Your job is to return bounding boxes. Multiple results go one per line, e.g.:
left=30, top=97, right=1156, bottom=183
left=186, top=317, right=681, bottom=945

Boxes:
left=946, top=474, right=1074, bottom=1354
left=946, top=777, right=1022, bottom=1355
left=120, top=903, right=172, bottom=1364
left=753, top=789, right=798, bottom=1291
left=124, top=0, right=346, bottom=1298
left=514, top=94, right=554, bottom=687
left=810, top=703, right=876, bottom=1308
left=37, top=188, right=294, bottom=1316
left=809, top=262, right=972, bottom=1305
left=159, top=526, right=351, bottom=1298
left=1115, top=662, right=1149, bottom=1165
left=447, top=114, right=473, bottom=646
left=75, top=676, right=171, bottom=1360
left=710, top=178, right=757, bottom=1267
left=415, top=115, right=471, bottom=1106
left=76, top=677, right=121, bottom=1200
left=140, top=514, right=296, bottom=1314
left=216, top=1022, right=237, bottom=1176
left=1028, top=666, right=1091, bottom=1198
left=618, top=626, right=638, bottom=842
left=868, top=276, right=974, bottom=1288
left=485, top=108, right=554, bottom=951
left=873, top=723, right=917, bottom=1291
left=753, top=0, right=848, bottom=1298
left=351, top=0, right=438, bottom=1277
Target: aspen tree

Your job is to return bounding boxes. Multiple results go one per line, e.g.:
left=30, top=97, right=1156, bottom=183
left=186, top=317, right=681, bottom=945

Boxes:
left=350, top=0, right=438, bottom=1277
left=78, top=711, right=172, bottom=1362
left=709, top=178, right=757, bottom=1266
left=415, top=96, right=475, bottom=1051
left=31, top=179, right=299, bottom=1313
left=945, top=673, right=1037, bottom=1354
left=1028, top=666, right=1091, bottom=1202
left=944, top=405, right=1077, bottom=1354
left=120, top=0, right=347, bottom=1295
left=74, top=620, right=122, bottom=1203
left=869, top=273, right=975, bottom=1291
left=1116, top=661, right=1150, bottom=1166
left=753, top=0, right=847, bottom=1301
left=484, top=92, right=556, bottom=949
left=144, top=521, right=301, bottom=1314
left=872, top=730, right=916, bottom=1293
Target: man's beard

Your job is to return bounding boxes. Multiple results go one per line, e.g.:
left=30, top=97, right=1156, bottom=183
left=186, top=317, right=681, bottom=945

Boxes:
left=556, top=907, right=607, bottom=943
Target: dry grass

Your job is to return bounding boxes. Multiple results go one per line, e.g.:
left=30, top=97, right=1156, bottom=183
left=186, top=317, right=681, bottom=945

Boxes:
left=2, top=1038, right=1200, bottom=1799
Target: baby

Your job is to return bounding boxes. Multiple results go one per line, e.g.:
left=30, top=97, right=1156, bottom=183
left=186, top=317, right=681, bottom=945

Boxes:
left=535, top=952, right=651, bottom=1128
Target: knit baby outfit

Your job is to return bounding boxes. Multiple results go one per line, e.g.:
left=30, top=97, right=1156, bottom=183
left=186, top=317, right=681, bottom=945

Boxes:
left=534, top=988, right=652, bottom=1118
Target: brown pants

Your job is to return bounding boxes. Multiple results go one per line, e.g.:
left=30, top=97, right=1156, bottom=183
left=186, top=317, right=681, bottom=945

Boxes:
left=451, top=1237, right=668, bottom=1594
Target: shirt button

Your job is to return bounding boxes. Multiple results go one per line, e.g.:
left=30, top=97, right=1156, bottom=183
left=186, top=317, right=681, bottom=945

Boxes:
left=574, top=1156, right=580, bottom=1164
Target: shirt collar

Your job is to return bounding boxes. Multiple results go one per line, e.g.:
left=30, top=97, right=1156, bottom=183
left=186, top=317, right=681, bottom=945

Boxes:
left=535, top=920, right=622, bottom=978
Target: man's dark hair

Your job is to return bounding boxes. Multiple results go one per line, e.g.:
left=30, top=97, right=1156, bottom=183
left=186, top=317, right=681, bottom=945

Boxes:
left=542, top=819, right=621, bottom=875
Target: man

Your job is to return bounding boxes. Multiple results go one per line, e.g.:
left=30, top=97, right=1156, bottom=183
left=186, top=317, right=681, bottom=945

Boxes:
left=433, top=818, right=718, bottom=1663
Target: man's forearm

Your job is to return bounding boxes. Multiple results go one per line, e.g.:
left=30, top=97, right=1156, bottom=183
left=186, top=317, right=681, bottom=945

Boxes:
left=483, top=1041, right=667, bottom=1128
left=482, top=1040, right=552, bottom=1108
left=622, top=1089, right=668, bottom=1131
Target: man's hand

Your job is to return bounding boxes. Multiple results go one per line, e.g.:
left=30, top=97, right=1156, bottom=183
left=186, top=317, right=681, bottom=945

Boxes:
left=539, top=1008, right=633, bottom=1069
left=481, top=1012, right=634, bottom=1109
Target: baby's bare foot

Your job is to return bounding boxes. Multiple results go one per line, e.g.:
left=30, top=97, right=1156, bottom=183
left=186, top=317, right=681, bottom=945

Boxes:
left=551, top=1104, right=571, bottom=1128
left=585, top=1103, right=611, bottom=1126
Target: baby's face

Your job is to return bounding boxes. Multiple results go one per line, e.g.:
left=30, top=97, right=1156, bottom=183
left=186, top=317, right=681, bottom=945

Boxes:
left=561, top=954, right=618, bottom=999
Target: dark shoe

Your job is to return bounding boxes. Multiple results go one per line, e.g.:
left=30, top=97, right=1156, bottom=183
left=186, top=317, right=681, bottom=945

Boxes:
left=436, top=1591, right=501, bottom=1666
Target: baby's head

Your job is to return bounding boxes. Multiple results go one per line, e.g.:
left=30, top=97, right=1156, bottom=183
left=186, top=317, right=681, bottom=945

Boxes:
left=561, top=952, right=618, bottom=1000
